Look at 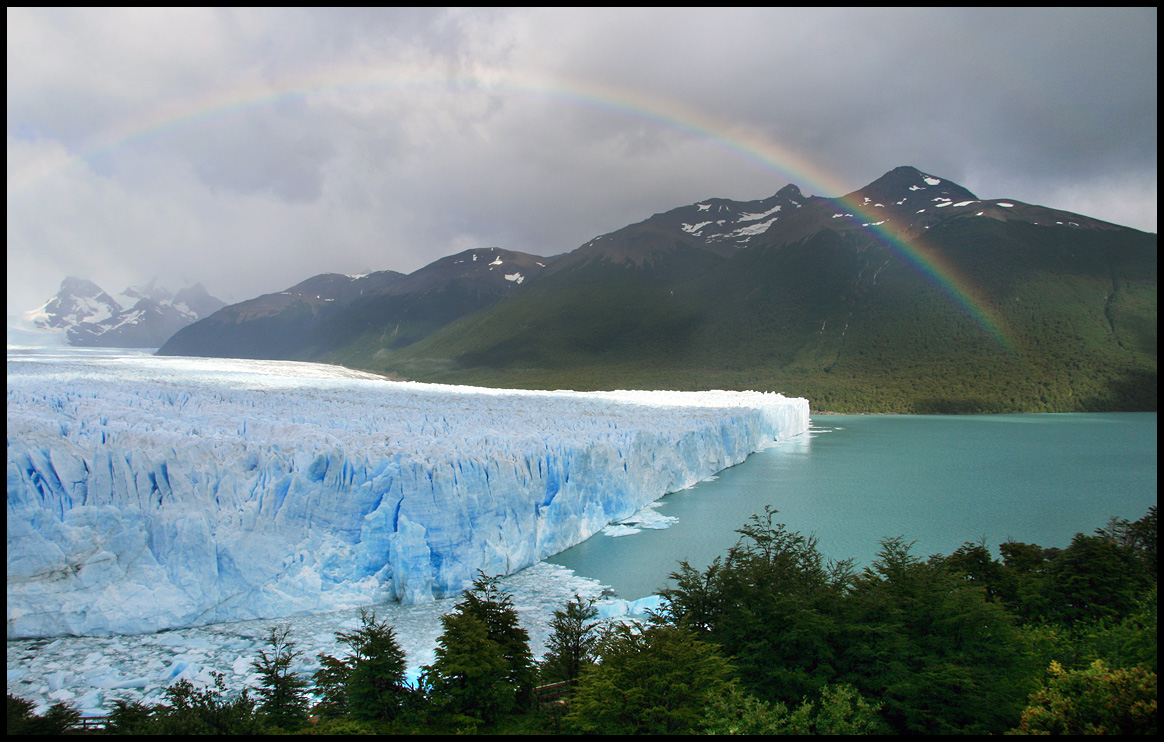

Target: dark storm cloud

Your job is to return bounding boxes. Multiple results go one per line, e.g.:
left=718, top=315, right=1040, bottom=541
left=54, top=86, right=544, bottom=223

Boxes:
left=7, top=7, right=1156, bottom=316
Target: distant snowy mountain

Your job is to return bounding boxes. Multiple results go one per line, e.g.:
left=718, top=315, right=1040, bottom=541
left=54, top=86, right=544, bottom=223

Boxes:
left=19, top=277, right=226, bottom=348
left=26, top=277, right=123, bottom=330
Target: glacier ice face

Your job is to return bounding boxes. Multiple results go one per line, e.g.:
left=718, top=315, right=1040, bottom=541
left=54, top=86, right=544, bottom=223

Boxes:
left=7, top=350, right=809, bottom=638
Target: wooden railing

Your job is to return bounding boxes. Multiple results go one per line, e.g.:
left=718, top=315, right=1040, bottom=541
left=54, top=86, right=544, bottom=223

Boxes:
left=72, top=715, right=111, bottom=731
left=533, top=679, right=577, bottom=706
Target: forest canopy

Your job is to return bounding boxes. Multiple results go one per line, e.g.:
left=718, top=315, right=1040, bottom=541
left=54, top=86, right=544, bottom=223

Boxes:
left=8, top=507, right=1156, bottom=735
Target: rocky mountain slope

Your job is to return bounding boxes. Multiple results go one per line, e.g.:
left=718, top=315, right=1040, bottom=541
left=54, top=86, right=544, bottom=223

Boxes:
left=159, top=247, right=547, bottom=360
left=160, top=166, right=1157, bottom=412
left=356, top=167, right=1157, bottom=412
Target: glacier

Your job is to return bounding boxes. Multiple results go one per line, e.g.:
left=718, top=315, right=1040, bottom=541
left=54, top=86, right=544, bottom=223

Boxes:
left=6, top=563, right=614, bottom=716
left=7, top=349, right=809, bottom=639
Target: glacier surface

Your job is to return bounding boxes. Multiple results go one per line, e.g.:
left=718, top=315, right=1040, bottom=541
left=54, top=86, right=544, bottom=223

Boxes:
left=7, top=562, right=612, bottom=716
left=7, top=350, right=809, bottom=638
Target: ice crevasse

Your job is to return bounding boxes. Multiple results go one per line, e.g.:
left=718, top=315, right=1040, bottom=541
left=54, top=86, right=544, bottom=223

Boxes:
left=7, top=353, right=809, bottom=638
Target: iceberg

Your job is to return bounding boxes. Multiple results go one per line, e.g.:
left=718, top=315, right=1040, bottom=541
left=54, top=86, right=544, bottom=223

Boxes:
left=7, top=350, right=809, bottom=638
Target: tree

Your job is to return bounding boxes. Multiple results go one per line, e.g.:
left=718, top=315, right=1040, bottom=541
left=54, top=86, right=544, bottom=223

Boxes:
left=659, top=507, right=853, bottom=704
left=422, top=610, right=512, bottom=725
left=337, top=609, right=411, bottom=722
left=1126, top=506, right=1157, bottom=578
left=538, top=595, right=600, bottom=684
left=452, top=572, right=535, bottom=698
left=1095, top=507, right=1157, bottom=579
left=799, top=683, right=885, bottom=735
left=149, top=674, right=262, bottom=735
left=311, top=652, right=352, bottom=719
left=838, top=537, right=1033, bottom=735
left=7, top=695, right=80, bottom=735
left=566, top=623, right=742, bottom=734
left=999, top=540, right=1055, bottom=576
left=106, top=699, right=157, bottom=734
left=944, top=540, right=1008, bottom=601
left=250, top=624, right=309, bottom=729
left=702, top=682, right=884, bottom=735
left=313, top=608, right=411, bottom=723
left=1045, top=532, right=1145, bottom=623
left=1013, top=660, right=1158, bottom=735
left=420, top=572, right=534, bottom=723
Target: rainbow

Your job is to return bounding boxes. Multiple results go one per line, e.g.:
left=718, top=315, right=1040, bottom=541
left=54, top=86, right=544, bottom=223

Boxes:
left=9, top=64, right=1014, bottom=349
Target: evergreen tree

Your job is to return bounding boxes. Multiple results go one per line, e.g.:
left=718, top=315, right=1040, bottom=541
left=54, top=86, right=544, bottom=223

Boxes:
left=250, top=624, right=310, bottom=729
left=705, top=682, right=884, bottom=735
left=337, top=609, right=411, bottom=721
left=106, top=699, right=157, bottom=734
left=7, top=695, right=80, bottom=735
left=660, top=507, right=853, bottom=703
left=838, top=537, right=1032, bottom=735
left=423, top=610, right=512, bottom=724
left=312, top=608, right=411, bottom=723
left=310, top=652, right=351, bottom=719
left=1045, top=532, right=1146, bottom=623
left=421, top=572, right=534, bottom=723
left=796, top=683, right=885, bottom=735
left=944, top=540, right=1008, bottom=601
left=998, top=539, right=1055, bottom=616
left=1127, top=506, right=1157, bottom=578
left=148, top=674, right=262, bottom=735
left=538, top=595, right=600, bottom=684
left=453, top=572, right=535, bottom=699
left=566, top=623, right=741, bottom=734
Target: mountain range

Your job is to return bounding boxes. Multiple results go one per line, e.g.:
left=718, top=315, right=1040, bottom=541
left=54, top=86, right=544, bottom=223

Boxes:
left=21, top=278, right=226, bottom=348
left=158, top=166, right=1157, bottom=413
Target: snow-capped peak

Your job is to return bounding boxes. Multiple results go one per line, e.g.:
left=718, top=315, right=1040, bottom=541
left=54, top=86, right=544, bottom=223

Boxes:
left=25, top=277, right=225, bottom=349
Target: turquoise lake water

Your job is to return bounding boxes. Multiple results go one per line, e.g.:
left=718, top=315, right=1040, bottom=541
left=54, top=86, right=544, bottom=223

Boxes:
left=545, top=413, right=1158, bottom=600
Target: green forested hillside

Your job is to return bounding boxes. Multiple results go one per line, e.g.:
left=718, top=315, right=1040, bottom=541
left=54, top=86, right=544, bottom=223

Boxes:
left=336, top=219, right=1157, bottom=413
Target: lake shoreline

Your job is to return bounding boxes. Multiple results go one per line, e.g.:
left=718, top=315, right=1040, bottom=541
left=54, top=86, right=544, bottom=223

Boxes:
left=549, top=411, right=1158, bottom=600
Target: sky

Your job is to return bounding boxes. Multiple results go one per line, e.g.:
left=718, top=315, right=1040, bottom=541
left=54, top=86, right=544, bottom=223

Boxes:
left=7, top=7, right=1158, bottom=315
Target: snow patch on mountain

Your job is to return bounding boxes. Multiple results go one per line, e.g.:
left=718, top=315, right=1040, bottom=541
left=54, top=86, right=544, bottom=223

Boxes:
left=727, top=218, right=778, bottom=237
left=738, top=204, right=782, bottom=222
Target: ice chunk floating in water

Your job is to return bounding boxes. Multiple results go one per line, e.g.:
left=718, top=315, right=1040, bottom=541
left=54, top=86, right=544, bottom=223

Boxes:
left=7, top=351, right=809, bottom=638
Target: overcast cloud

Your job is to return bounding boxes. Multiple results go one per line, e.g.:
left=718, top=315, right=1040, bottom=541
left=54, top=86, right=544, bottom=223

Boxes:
left=7, top=7, right=1157, bottom=315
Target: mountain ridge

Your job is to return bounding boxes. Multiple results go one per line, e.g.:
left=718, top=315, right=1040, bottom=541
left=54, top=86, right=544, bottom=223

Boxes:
left=159, top=246, right=548, bottom=359
left=157, top=166, right=1157, bottom=412
left=19, top=278, right=226, bottom=348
